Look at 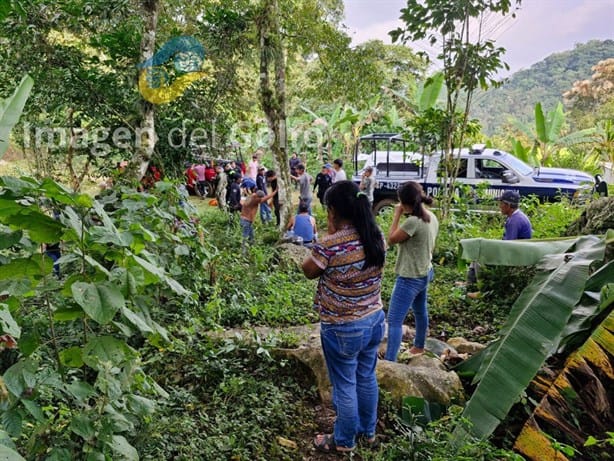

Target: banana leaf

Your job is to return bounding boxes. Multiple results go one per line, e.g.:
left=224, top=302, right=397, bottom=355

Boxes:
left=514, top=307, right=614, bottom=460
left=456, top=235, right=606, bottom=440
left=0, top=75, right=34, bottom=159
left=557, top=260, right=614, bottom=355
left=419, top=72, right=444, bottom=112
left=459, top=237, right=579, bottom=266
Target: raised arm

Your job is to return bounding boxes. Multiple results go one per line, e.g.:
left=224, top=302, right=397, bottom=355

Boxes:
left=387, top=204, right=410, bottom=246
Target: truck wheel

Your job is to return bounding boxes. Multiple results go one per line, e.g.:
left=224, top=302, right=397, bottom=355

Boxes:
left=373, top=198, right=397, bottom=216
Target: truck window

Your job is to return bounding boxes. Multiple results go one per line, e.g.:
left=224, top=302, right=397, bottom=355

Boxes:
left=475, top=159, right=505, bottom=180
left=437, top=158, right=467, bottom=178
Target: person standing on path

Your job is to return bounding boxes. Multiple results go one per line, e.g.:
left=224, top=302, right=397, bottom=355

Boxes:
left=215, top=164, right=228, bottom=211
left=265, top=169, right=285, bottom=227
left=302, top=180, right=386, bottom=454
left=292, top=164, right=313, bottom=214
left=359, top=166, right=376, bottom=207
left=384, top=181, right=439, bottom=361
left=239, top=184, right=277, bottom=253
left=313, top=164, right=333, bottom=209
left=332, top=158, right=347, bottom=183
left=256, top=166, right=272, bottom=224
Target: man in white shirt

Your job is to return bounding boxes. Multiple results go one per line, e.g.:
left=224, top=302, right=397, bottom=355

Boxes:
left=332, top=158, right=346, bottom=183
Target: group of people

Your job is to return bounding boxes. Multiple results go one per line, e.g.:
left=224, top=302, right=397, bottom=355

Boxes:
left=302, top=181, right=534, bottom=454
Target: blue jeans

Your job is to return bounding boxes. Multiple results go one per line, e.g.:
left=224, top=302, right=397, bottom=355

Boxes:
left=384, top=268, right=434, bottom=361
left=260, top=202, right=272, bottom=223
left=320, top=309, right=385, bottom=449
left=240, top=218, right=254, bottom=241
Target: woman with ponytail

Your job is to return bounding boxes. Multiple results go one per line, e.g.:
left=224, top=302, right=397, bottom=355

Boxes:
left=302, top=180, right=386, bottom=454
left=384, top=181, right=439, bottom=361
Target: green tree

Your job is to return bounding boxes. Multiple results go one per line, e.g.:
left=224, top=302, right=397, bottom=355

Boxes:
left=391, top=0, right=521, bottom=218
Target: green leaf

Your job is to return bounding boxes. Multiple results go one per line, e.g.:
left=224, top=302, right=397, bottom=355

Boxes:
left=53, top=307, right=84, bottom=322
left=82, top=336, right=136, bottom=370
left=120, top=307, right=153, bottom=334
left=109, top=268, right=139, bottom=297
left=0, top=279, right=33, bottom=298
left=71, top=282, right=125, bottom=325
left=126, top=394, right=155, bottom=417
left=38, top=179, right=77, bottom=206
left=1, top=408, right=22, bottom=437
left=21, top=399, right=44, bottom=423
left=103, top=404, right=133, bottom=432
left=457, top=235, right=605, bottom=440
left=3, top=358, right=37, bottom=397
left=17, top=332, right=39, bottom=357
left=0, top=428, right=17, bottom=450
left=5, top=211, right=63, bottom=244
left=130, top=252, right=189, bottom=296
left=44, top=448, right=73, bottom=461
left=0, top=444, right=26, bottom=461
left=546, top=102, right=565, bottom=144
left=0, top=75, right=34, bottom=160
left=85, top=452, right=105, bottom=461
left=419, top=72, right=444, bottom=112
left=460, top=237, right=578, bottom=266
left=108, top=435, right=138, bottom=461
left=584, top=435, right=598, bottom=447
left=70, top=414, right=96, bottom=441
left=65, top=381, right=96, bottom=403
left=0, top=257, right=52, bottom=280
left=59, top=346, right=84, bottom=368
left=0, top=303, right=21, bottom=338
left=534, top=102, right=546, bottom=142
left=0, top=229, right=22, bottom=250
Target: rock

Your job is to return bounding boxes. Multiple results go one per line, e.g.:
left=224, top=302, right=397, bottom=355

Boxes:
left=566, top=196, right=614, bottom=236
left=210, top=323, right=465, bottom=407
left=447, top=337, right=486, bottom=354
left=376, top=357, right=465, bottom=405
left=278, top=243, right=312, bottom=268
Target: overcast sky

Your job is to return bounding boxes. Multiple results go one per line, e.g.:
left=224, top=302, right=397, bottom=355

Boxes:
left=342, top=0, right=614, bottom=75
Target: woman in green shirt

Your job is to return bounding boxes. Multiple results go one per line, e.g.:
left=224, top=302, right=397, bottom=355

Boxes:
left=384, top=181, right=439, bottom=361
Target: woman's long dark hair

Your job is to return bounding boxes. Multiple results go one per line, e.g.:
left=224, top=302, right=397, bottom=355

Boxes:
left=324, top=180, right=385, bottom=268
left=397, top=181, right=433, bottom=223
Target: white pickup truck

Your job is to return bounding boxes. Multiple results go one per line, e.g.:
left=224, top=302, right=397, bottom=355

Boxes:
left=352, top=133, right=595, bottom=213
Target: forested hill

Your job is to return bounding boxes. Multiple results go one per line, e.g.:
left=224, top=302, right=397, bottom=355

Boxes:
left=471, top=39, right=614, bottom=135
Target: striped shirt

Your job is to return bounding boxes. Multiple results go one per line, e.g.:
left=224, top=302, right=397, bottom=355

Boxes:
left=310, top=226, right=384, bottom=324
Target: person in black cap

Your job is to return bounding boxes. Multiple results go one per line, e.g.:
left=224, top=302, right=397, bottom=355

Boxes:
left=313, top=164, right=333, bottom=209
left=498, top=190, right=532, bottom=240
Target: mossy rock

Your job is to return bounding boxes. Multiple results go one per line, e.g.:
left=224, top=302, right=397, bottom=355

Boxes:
left=566, top=196, right=614, bottom=236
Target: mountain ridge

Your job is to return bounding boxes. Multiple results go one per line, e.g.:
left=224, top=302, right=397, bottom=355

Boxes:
left=470, top=39, right=614, bottom=135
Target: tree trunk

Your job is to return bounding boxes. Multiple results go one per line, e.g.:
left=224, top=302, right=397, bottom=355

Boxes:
left=135, top=0, right=159, bottom=180
left=258, top=0, right=291, bottom=229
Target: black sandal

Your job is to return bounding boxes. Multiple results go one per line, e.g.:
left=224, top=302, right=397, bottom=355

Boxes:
left=313, top=433, right=354, bottom=454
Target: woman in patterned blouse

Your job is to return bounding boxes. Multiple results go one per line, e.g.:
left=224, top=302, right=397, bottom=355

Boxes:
left=302, top=180, right=386, bottom=454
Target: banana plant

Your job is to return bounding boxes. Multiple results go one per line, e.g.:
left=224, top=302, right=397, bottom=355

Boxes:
left=510, top=138, right=538, bottom=167
left=532, top=102, right=598, bottom=166
left=454, top=232, right=612, bottom=441
left=0, top=75, right=34, bottom=159
left=584, top=119, right=614, bottom=170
